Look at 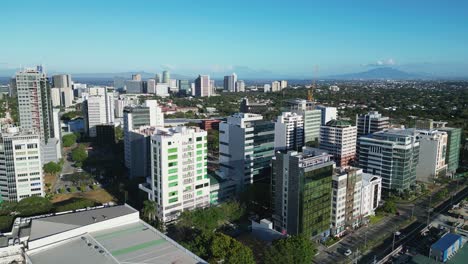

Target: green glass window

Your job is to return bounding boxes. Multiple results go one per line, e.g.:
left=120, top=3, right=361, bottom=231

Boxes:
left=197, top=144, right=202, bottom=148
left=169, top=197, right=178, bottom=203
left=197, top=190, right=203, bottom=196
left=169, top=182, right=178, bottom=187
left=168, top=154, right=178, bottom=160
left=168, top=168, right=178, bottom=174
left=168, top=148, right=178, bottom=153
left=168, top=175, right=178, bottom=181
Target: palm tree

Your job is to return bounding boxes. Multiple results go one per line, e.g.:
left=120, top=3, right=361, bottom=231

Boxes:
left=142, top=200, right=157, bottom=222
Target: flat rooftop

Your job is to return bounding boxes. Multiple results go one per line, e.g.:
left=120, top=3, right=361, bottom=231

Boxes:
left=28, top=221, right=203, bottom=264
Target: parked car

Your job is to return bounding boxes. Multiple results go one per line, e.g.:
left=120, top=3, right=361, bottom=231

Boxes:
left=344, top=249, right=352, bottom=256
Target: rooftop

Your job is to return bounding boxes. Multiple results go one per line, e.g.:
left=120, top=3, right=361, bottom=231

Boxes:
left=325, top=119, right=352, bottom=127
left=431, top=233, right=462, bottom=251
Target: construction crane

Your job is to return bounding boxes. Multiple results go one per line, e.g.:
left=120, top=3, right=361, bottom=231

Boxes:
left=307, top=65, right=318, bottom=101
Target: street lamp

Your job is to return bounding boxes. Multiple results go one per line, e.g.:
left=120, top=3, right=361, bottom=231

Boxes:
left=392, top=231, right=401, bottom=251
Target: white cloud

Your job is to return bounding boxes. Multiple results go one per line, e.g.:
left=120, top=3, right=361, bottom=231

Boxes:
left=364, top=58, right=396, bottom=67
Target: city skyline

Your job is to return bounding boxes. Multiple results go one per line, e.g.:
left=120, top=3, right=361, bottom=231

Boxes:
left=1, top=0, right=468, bottom=78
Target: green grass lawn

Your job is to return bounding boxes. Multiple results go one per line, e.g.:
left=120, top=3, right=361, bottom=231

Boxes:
left=369, top=214, right=385, bottom=225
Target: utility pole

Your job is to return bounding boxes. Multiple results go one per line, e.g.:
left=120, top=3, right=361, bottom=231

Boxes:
left=364, top=231, right=367, bottom=249
left=411, top=206, right=415, bottom=219
left=392, top=232, right=396, bottom=251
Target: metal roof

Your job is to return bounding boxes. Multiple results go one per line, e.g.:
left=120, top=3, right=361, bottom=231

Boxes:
left=431, top=233, right=462, bottom=252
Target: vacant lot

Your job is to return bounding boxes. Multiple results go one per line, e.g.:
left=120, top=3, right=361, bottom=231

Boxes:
left=51, top=189, right=116, bottom=204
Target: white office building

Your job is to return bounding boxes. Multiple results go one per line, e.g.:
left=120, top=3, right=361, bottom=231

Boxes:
left=360, top=173, right=382, bottom=217
left=286, top=99, right=322, bottom=145
left=123, top=100, right=164, bottom=172
left=274, top=112, right=304, bottom=151
left=271, top=81, right=281, bottom=92
left=315, top=105, right=338, bottom=125
left=83, top=87, right=114, bottom=137
left=331, top=167, right=363, bottom=236
left=416, top=130, right=448, bottom=183
left=0, top=127, right=43, bottom=202
left=139, top=126, right=210, bottom=223
left=223, top=73, right=237, bottom=92
left=195, top=75, right=211, bottom=97
left=219, top=113, right=275, bottom=190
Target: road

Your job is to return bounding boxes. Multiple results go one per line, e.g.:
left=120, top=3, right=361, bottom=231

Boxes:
left=359, top=185, right=468, bottom=264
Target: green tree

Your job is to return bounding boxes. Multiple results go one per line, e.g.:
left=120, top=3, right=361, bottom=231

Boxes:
left=207, top=130, right=219, bottom=153
left=142, top=200, right=157, bottom=222
left=43, top=161, right=62, bottom=175
left=62, top=133, right=77, bottom=147
left=264, top=235, right=316, bottom=264
left=71, top=145, right=88, bottom=163
left=55, top=198, right=96, bottom=212
left=115, top=125, right=124, bottom=141
left=382, top=200, right=397, bottom=214
left=16, top=196, right=53, bottom=217
left=210, top=233, right=255, bottom=264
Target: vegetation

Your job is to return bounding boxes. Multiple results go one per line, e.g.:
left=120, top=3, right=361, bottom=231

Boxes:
left=62, top=133, right=78, bottom=147
left=54, top=198, right=97, bottom=212
left=207, top=130, right=219, bottom=153
left=176, top=201, right=245, bottom=232
left=71, top=144, right=88, bottom=163
left=182, top=231, right=255, bottom=264
left=115, top=125, right=124, bottom=141
left=43, top=161, right=62, bottom=175
left=264, top=235, right=317, bottom=264
left=380, top=200, right=397, bottom=214
left=61, top=110, right=82, bottom=121
left=142, top=200, right=157, bottom=222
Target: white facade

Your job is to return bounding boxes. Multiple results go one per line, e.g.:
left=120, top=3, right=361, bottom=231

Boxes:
left=360, top=173, right=382, bottom=217
left=320, top=120, right=357, bottom=167
left=331, top=168, right=362, bottom=236
left=123, top=100, right=164, bottom=170
left=274, top=112, right=304, bottom=151
left=155, top=84, right=169, bottom=97
left=315, top=105, right=338, bottom=125
left=147, top=79, right=156, bottom=94
left=416, top=130, right=448, bottom=183
left=195, top=75, right=211, bottom=97
left=50, top=88, right=61, bottom=107
left=61, top=87, right=73, bottom=107
left=271, top=81, right=281, bottom=92
left=224, top=73, right=237, bottom=92
left=0, top=128, right=43, bottom=202
left=84, top=96, right=107, bottom=137
left=236, top=80, right=245, bottom=92
left=263, top=84, right=271, bottom=92
left=280, top=80, right=288, bottom=89
left=141, top=127, right=210, bottom=223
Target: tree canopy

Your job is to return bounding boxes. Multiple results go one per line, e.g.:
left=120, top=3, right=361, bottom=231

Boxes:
left=43, top=161, right=62, bottom=175
left=71, top=145, right=88, bottom=163
left=264, top=235, right=316, bottom=264
left=62, top=133, right=77, bottom=147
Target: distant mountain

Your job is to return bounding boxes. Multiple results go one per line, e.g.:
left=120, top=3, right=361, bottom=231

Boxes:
left=68, top=71, right=192, bottom=80
left=326, top=67, right=430, bottom=80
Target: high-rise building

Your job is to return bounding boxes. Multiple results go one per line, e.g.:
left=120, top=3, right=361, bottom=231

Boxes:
left=14, top=67, right=61, bottom=163
left=219, top=113, right=275, bottom=191
left=272, top=148, right=334, bottom=238
left=194, top=75, right=211, bottom=97
left=357, top=129, right=420, bottom=192
left=331, top=167, right=362, bottom=235
left=274, top=112, right=304, bottom=151
left=146, top=79, right=156, bottom=94
left=83, top=87, right=114, bottom=137
left=113, top=94, right=139, bottom=118
left=438, top=127, right=461, bottom=176
left=52, top=74, right=71, bottom=88
left=356, top=111, right=390, bottom=137
left=178, top=80, right=190, bottom=94
left=60, top=87, right=73, bottom=107
left=319, top=120, right=357, bottom=167
left=416, top=130, right=448, bottom=183
left=415, top=119, right=434, bottom=130
left=50, top=88, right=61, bottom=107
left=169, top=79, right=178, bottom=93
left=286, top=99, right=322, bottom=145
left=315, top=105, right=338, bottom=125
left=123, top=100, right=164, bottom=172
left=280, top=80, right=288, bottom=89
left=263, top=84, right=271, bottom=93
left=155, top=84, right=170, bottom=97
left=0, top=127, right=43, bottom=201
left=210, top=79, right=216, bottom=94
left=139, top=126, right=210, bottom=223
left=155, top=73, right=162, bottom=83
left=271, top=81, right=281, bottom=92
left=236, top=80, right=245, bottom=92
left=132, top=74, right=141, bottom=81
left=162, top=70, right=170, bottom=84
left=223, top=73, right=237, bottom=92
left=125, top=126, right=157, bottom=179
left=125, top=80, right=143, bottom=94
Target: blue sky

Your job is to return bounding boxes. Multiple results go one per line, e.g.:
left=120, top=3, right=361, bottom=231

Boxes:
left=1, top=0, right=468, bottom=77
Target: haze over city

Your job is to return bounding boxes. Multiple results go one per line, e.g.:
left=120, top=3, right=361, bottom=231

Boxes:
left=1, top=0, right=468, bottom=78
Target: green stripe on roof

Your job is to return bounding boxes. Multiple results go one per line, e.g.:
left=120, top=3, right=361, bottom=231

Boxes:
left=111, top=239, right=166, bottom=256
left=94, top=225, right=144, bottom=240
